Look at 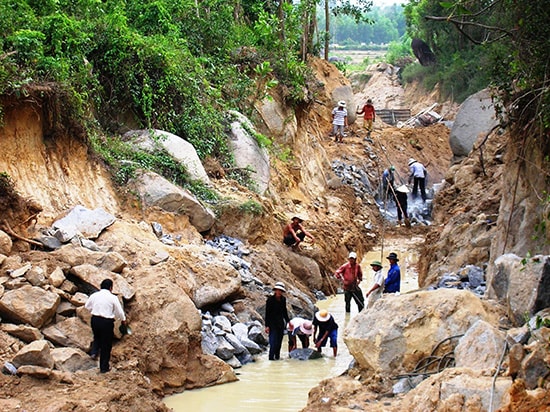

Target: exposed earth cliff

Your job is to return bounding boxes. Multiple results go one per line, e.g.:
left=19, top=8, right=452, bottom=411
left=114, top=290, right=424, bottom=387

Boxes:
left=0, top=59, right=549, bottom=411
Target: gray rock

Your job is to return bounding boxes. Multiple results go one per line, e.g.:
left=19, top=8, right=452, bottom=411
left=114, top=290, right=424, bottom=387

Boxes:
left=151, top=222, right=163, bottom=238
left=80, top=238, right=101, bottom=251
left=56, top=301, right=77, bottom=317
left=35, top=235, right=62, bottom=250
left=248, top=324, right=268, bottom=346
left=224, top=333, right=247, bottom=355
left=289, top=348, right=322, bottom=360
left=466, top=265, right=485, bottom=288
left=225, top=355, right=242, bottom=369
left=201, top=328, right=218, bottom=355
left=392, top=375, right=425, bottom=394
left=231, top=323, right=249, bottom=341
left=0, top=285, right=60, bottom=328
left=12, top=339, right=54, bottom=369
left=449, top=89, right=499, bottom=160
left=215, top=337, right=236, bottom=360
left=123, top=129, right=210, bottom=184
left=239, top=336, right=262, bottom=355
left=213, top=316, right=232, bottom=333
left=129, top=170, right=215, bottom=233
left=220, top=302, right=234, bottom=313
left=227, top=111, right=270, bottom=194
left=488, top=254, right=550, bottom=324
left=52, top=205, right=116, bottom=241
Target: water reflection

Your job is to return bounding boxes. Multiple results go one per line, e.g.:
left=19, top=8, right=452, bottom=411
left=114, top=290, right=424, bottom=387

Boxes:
left=164, top=240, right=420, bottom=411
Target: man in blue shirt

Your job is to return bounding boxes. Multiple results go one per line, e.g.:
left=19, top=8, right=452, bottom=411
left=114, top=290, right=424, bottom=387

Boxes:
left=384, top=252, right=401, bottom=293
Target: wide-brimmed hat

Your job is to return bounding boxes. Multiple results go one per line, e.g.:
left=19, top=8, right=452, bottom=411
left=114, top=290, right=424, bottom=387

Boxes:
left=315, top=309, right=330, bottom=322
left=273, top=282, right=286, bottom=292
left=408, top=158, right=417, bottom=166
left=348, top=251, right=357, bottom=259
left=386, top=252, right=399, bottom=261
left=396, top=184, right=409, bottom=193
left=291, top=215, right=304, bottom=223
left=370, top=260, right=383, bottom=267
left=338, top=100, right=346, bottom=107
left=299, top=320, right=313, bottom=335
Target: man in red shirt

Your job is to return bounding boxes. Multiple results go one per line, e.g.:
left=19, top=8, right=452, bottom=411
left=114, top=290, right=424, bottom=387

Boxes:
left=356, top=99, right=376, bottom=139
left=334, top=251, right=365, bottom=313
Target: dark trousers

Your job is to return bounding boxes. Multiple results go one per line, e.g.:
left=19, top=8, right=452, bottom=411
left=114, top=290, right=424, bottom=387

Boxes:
left=412, top=177, right=426, bottom=201
left=268, top=327, right=285, bottom=360
left=91, top=316, right=115, bottom=372
left=395, top=191, right=409, bottom=221
left=283, top=231, right=305, bottom=246
left=344, top=287, right=364, bottom=312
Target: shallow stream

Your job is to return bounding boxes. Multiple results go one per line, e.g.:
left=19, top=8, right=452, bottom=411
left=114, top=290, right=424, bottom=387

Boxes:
left=164, top=238, right=421, bottom=411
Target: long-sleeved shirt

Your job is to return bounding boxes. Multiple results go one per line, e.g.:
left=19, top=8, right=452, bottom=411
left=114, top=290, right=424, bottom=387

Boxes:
left=85, top=288, right=126, bottom=320
left=384, top=263, right=401, bottom=293
left=335, top=261, right=363, bottom=291
left=265, top=295, right=289, bottom=330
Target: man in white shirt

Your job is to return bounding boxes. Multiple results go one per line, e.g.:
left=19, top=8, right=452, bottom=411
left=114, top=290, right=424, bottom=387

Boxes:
left=365, top=260, right=384, bottom=309
left=332, top=101, right=348, bottom=143
left=408, top=158, right=427, bottom=201
left=85, top=278, right=126, bottom=373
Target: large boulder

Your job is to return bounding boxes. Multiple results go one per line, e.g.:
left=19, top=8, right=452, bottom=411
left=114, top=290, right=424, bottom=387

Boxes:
left=42, top=317, right=93, bottom=351
left=2, top=323, right=43, bottom=343
left=454, top=319, right=506, bottom=370
left=331, top=86, right=357, bottom=124
left=255, top=98, right=298, bottom=145
left=129, top=170, right=215, bottom=233
left=51, top=347, right=97, bottom=372
left=123, top=129, right=210, bottom=184
left=0, top=285, right=60, bottom=328
left=344, top=289, right=505, bottom=376
left=70, top=263, right=135, bottom=300
left=449, top=89, right=499, bottom=160
left=227, top=111, right=270, bottom=195
left=399, top=368, right=511, bottom=411
left=52, top=205, right=116, bottom=241
left=487, top=253, right=550, bottom=325
left=12, top=339, right=54, bottom=369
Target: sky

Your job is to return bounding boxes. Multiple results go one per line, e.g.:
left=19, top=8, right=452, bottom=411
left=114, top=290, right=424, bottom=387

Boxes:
left=372, top=0, right=406, bottom=6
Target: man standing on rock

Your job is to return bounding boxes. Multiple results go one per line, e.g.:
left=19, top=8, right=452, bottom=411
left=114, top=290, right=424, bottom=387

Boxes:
left=264, top=282, right=290, bottom=360
left=334, top=251, right=365, bottom=313
left=384, top=253, right=401, bottom=294
left=408, top=158, right=427, bottom=202
left=365, top=260, right=384, bottom=308
left=85, top=278, right=126, bottom=373
left=282, top=215, right=315, bottom=250
left=356, top=98, right=376, bottom=140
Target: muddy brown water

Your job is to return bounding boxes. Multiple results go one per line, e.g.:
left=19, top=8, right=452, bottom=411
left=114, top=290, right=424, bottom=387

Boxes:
left=164, top=237, right=420, bottom=411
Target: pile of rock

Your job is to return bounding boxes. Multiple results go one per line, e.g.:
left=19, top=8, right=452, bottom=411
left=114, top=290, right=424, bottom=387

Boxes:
left=200, top=302, right=267, bottom=369
left=427, top=264, right=486, bottom=296
left=0, top=207, right=133, bottom=379
left=331, top=159, right=374, bottom=200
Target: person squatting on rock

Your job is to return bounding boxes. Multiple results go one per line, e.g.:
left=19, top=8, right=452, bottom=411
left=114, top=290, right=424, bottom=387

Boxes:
left=395, top=184, right=410, bottom=226
left=282, top=215, right=315, bottom=250
left=332, top=100, right=348, bottom=143
left=365, top=260, right=384, bottom=309
left=408, top=158, right=427, bottom=202
left=313, top=310, right=339, bottom=357
left=287, top=317, right=313, bottom=353
left=264, top=282, right=290, bottom=360
left=85, top=278, right=127, bottom=373
left=384, top=253, right=401, bottom=294
left=356, top=98, right=376, bottom=139
left=334, top=251, right=365, bottom=312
